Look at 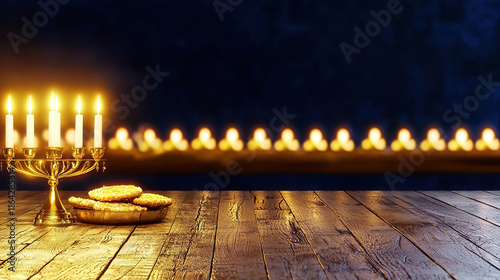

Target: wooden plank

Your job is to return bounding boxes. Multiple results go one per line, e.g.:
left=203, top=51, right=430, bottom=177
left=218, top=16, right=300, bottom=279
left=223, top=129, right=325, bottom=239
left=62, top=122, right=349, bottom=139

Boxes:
left=348, top=191, right=500, bottom=278
left=317, top=191, right=453, bottom=279
left=453, top=191, right=500, bottom=210
left=0, top=225, right=91, bottom=279
left=147, top=191, right=219, bottom=280
left=281, top=191, right=384, bottom=279
left=211, top=191, right=268, bottom=279
left=252, top=191, right=289, bottom=210
left=252, top=191, right=327, bottom=279
left=388, top=191, right=500, bottom=265
left=421, top=191, right=500, bottom=226
left=28, top=226, right=136, bottom=280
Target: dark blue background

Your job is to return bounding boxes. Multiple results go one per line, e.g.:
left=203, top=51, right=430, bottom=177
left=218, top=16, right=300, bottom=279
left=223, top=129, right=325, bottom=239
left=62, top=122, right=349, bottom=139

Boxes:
left=1, top=0, right=500, bottom=190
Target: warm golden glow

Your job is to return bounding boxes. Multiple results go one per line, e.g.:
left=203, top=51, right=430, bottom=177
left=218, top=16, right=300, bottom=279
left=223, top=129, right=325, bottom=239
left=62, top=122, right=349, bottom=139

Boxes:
left=331, top=128, right=355, bottom=151
left=144, top=129, right=157, bottom=144
left=55, top=95, right=59, bottom=112
left=78, top=96, right=81, bottom=114
left=28, top=95, right=32, bottom=114
left=421, top=128, right=446, bottom=151
left=391, top=128, right=416, bottom=151
left=448, top=128, right=473, bottom=151
left=164, top=128, right=189, bottom=151
left=476, top=128, right=499, bottom=151
left=42, top=129, right=49, bottom=141
left=51, top=92, right=55, bottom=111
left=65, top=129, right=75, bottom=144
left=362, top=128, right=386, bottom=150
left=248, top=128, right=272, bottom=150
left=192, top=127, right=216, bottom=150
left=275, top=128, right=299, bottom=151
left=219, top=127, right=243, bottom=151
left=97, top=96, right=101, bottom=115
left=8, top=95, right=11, bottom=114
left=13, top=130, right=20, bottom=145
left=117, top=127, right=129, bottom=142
left=304, top=129, right=327, bottom=151
left=109, top=127, right=133, bottom=151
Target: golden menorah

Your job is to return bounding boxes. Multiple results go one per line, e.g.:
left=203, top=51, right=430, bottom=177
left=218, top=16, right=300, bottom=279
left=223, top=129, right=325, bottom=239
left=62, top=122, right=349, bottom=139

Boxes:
left=2, top=146, right=105, bottom=226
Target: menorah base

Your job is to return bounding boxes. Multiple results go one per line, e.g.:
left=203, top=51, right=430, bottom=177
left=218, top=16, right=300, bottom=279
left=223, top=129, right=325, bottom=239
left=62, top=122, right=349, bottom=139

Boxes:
left=34, top=210, right=75, bottom=226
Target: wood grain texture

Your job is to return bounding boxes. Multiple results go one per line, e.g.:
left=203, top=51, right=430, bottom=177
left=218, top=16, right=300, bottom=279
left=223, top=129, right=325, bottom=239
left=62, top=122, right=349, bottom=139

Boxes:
left=211, top=191, right=268, bottom=280
left=252, top=191, right=289, bottom=210
left=317, top=191, right=452, bottom=279
left=388, top=191, right=500, bottom=267
left=148, top=191, right=219, bottom=280
left=97, top=191, right=184, bottom=280
left=252, top=191, right=327, bottom=280
left=281, top=191, right=384, bottom=279
left=29, top=226, right=136, bottom=280
left=0, top=225, right=90, bottom=279
left=421, top=191, right=500, bottom=226
left=348, top=191, right=500, bottom=279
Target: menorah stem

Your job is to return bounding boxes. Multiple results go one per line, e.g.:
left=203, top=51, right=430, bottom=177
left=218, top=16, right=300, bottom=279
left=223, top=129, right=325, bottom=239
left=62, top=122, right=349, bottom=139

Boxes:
left=33, top=175, right=74, bottom=226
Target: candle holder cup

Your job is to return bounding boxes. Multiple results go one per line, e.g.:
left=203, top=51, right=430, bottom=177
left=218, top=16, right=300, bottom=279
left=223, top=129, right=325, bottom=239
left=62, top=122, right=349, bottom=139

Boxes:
left=2, top=146, right=106, bottom=226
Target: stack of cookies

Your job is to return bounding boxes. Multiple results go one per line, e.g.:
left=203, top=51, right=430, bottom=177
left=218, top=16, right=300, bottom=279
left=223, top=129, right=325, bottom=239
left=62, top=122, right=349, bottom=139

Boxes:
left=69, top=185, right=172, bottom=212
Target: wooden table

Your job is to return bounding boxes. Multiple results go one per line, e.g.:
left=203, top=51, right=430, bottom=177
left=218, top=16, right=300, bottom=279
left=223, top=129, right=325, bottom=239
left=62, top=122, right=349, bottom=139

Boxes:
left=2, top=190, right=500, bottom=279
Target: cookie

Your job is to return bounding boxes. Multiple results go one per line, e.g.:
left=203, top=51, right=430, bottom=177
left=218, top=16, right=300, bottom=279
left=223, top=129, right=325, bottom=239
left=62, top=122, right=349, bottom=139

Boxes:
left=93, top=201, right=148, bottom=212
left=68, top=197, right=98, bottom=210
left=88, top=185, right=143, bottom=202
left=132, top=193, right=172, bottom=209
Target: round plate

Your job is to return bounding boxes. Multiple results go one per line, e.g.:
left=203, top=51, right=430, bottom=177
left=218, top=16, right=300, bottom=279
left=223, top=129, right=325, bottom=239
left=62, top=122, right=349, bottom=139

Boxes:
left=74, top=207, right=169, bottom=225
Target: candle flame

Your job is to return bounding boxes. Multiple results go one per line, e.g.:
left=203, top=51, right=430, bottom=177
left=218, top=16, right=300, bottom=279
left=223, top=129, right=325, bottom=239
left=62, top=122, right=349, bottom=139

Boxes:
left=8, top=95, right=11, bottom=114
left=97, top=96, right=101, bottom=115
left=310, top=129, right=323, bottom=143
left=200, top=128, right=211, bottom=142
left=483, top=128, right=495, bottom=143
left=227, top=128, right=239, bottom=143
left=29, top=95, right=32, bottom=114
left=456, top=128, right=468, bottom=144
left=254, top=128, right=266, bottom=142
left=338, top=129, right=350, bottom=143
left=369, top=128, right=381, bottom=142
left=170, top=129, right=183, bottom=143
left=78, top=96, right=81, bottom=114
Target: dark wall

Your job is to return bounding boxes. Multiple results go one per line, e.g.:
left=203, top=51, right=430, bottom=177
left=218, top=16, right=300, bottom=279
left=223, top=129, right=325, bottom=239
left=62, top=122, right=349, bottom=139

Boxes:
left=1, top=0, right=500, bottom=189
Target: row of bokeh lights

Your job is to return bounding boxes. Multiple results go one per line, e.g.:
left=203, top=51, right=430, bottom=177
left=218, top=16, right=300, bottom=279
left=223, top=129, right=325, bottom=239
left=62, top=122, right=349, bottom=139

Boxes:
left=4, top=126, right=499, bottom=152
left=106, top=127, right=499, bottom=152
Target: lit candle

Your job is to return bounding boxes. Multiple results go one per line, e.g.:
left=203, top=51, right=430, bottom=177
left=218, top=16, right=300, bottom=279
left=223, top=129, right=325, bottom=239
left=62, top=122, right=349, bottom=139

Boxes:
left=75, top=96, right=83, bottom=148
left=304, top=129, right=328, bottom=151
left=390, top=128, right=416, bottom=151
left=5, top=96, right=14, bottom=148
left=26, top=96, right=35, bottom=147
left=48, top=93, right=61, bottom=147
left=192, top=128, right=216, bottom=150
left=448, top=128, right=473, bottom=151
left=248, top=128, right=271, bottom=150
left=361, top=128, right=386, bottom=150
left=331, top=128, right=355, bottom=151
left=420, top=128, right=446, bottom=151
left=274, top=128, right=299, bottom=151
left=219, top=128, right=243, bottom=151
left=476, top=128, right=499, bottom=151
left=94, top=96, right=102, bottom=148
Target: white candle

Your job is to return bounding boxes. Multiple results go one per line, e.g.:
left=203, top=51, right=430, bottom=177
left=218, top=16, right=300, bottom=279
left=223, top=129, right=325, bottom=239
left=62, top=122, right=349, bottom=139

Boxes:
left=5, top=96, right=13, bottom=148
left=94, top=96, right=102, bottom=148
left=49, top=93, right=61, bottom=147
left=26, top=96, right=35, bottom=147
left=75, top=96, right=83, bottom=148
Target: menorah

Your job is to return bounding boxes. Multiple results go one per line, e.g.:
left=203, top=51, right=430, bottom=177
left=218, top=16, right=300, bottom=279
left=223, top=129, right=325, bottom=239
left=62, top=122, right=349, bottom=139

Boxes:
left=2, top=146, right=105, bottom=225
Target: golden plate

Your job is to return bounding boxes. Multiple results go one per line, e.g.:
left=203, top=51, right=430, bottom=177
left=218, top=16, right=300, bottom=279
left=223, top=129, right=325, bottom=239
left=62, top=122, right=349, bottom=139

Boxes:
left=74, top=207, right=169, bottom=225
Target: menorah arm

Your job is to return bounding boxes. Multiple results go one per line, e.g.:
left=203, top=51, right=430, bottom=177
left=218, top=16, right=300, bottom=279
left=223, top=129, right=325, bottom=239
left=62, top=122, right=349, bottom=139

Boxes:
left=59, top=160, right=99, bottom=179
left=12, top=161, right=49, bottom=179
